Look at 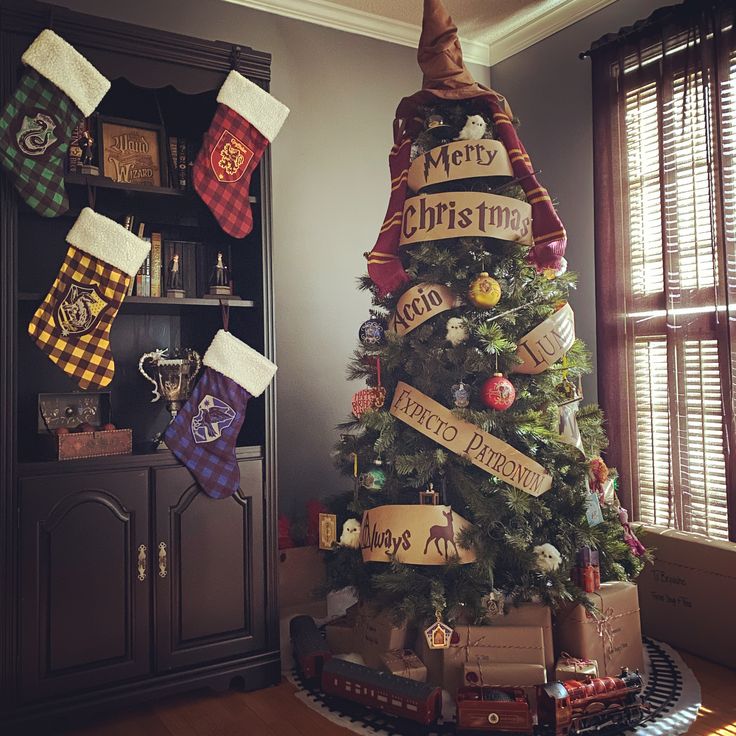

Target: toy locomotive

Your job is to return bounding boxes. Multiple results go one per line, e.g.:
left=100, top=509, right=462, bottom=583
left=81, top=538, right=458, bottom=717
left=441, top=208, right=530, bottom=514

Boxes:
left=289, top=614, right=644, bottom=734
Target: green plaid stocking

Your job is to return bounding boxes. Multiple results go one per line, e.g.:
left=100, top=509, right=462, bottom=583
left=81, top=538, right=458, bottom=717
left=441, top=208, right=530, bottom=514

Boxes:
left=0, top=30, right=109, bottom=217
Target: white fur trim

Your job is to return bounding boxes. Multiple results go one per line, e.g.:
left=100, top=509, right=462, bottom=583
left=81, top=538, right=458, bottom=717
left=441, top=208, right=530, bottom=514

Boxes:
left=217, top=71, right=289, bottom=142
left=22, top=29, right=110, bottom=117
left=66, top=208, right=150, bottom=278
left=204, top=329, right=277, bottom=397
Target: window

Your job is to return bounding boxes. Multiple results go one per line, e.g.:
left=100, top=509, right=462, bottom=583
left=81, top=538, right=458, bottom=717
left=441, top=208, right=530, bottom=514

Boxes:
left=590, top=3, right=736, bottom=541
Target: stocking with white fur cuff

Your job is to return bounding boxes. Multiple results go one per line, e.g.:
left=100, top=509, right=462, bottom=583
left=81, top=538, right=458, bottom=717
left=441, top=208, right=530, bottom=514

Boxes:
left=164, top=330, right=277, bottom=499
left=192, top=70, right=289, bottom=238
left=28, top=207, right=150, bottom=389
left=0, top=29, right=109, bottom=217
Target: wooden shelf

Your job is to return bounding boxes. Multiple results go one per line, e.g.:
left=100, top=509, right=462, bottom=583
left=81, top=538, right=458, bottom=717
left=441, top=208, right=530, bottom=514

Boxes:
left=65, top=172, right=256, bottom=202
left=19, top=293, right=255, bottom=310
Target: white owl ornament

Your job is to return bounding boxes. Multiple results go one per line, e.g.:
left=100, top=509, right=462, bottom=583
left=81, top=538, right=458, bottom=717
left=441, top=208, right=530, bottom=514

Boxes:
left=533, top=543, right=562, bottom=573
left=445, top=317, right=469, bottom=347
left=456, top=114, right=487, bottom=141
left=339, top=518, right=361, bottom=549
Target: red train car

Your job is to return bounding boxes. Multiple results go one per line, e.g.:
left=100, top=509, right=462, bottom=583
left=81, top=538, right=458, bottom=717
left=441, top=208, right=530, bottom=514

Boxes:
left=456, top=686, right=534, bottom=733
left=321, top=657, right=442, bottom=726
left=290, top=614, right=332, bottom=680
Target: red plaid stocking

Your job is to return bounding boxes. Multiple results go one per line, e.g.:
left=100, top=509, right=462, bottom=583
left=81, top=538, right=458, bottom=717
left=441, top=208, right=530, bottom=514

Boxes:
left=193, top=71, right=289, bottom=238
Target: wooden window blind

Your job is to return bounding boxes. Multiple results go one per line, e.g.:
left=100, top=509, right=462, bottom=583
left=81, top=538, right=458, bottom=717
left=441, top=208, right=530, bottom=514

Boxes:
left=590, top=4, right=736, bottom=541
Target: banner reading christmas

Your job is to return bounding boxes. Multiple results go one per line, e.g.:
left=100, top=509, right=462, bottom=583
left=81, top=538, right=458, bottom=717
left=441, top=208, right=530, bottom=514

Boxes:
left=407, top=140, right=513, bottom=192
left=360, top=504, right=476, bottom=564
left=390, top=382, right=552, bottom=496
left=399, top=192, right=533, bottom=247
left=388, top=283, right=459, bottom=336
left=513, top=302, right=576, bottom=375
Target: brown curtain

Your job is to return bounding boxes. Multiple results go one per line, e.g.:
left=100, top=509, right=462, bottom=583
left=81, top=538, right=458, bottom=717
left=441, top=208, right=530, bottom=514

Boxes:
left=589, top=0, right=736, bottom=540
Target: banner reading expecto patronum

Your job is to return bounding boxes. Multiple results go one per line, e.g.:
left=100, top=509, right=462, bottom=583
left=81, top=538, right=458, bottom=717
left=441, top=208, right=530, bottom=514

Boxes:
left=390, top=382, right=552, bottom=496
left=513, top=302, right=576, bottom=375
left=399, top=192, right=533, bottom=247
left=388, top=283, right=459, bottom=336
left=360, top=504, right=477, bottom=565
left=407, top=140, right=513, bottom=192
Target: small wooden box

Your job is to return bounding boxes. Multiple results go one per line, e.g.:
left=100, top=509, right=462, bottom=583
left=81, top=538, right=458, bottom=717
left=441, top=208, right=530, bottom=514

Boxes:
left=55, top=429, right=132, bottom=461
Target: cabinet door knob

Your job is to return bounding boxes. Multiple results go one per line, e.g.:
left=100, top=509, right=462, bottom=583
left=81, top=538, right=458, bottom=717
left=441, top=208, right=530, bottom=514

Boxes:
left=158, top=542, right=168, bottom=578
left=137, top=544, right=147, bottom=581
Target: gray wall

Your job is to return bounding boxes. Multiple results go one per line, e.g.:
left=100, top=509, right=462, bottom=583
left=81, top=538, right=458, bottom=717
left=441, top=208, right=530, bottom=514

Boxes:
left=53, top=0, right=489, bottom=514
left=491, top=0, right=664, bottom=402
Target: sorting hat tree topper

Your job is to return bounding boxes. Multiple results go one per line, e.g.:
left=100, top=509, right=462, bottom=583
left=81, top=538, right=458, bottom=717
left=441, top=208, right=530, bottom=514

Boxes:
left=327, top=0, right=646, bottom=629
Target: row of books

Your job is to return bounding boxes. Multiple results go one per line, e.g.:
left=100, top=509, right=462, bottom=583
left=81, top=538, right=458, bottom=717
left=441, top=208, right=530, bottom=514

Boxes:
left=168, top=137, right=195, bottom=191
left=121, top=214, right=232, bottom=298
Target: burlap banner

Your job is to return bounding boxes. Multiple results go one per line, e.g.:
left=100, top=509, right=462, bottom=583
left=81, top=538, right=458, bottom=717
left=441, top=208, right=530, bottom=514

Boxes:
left=360, top=504, right=476, bottom=565
left=388, top=283, right=459, bottom=336
left=408, top=140, right=513, bottom=192
left=390, top=382, right=552, bottom=496
left=513, top=303, right=576, bottom=375
left=399, top=192, right=533, bottom=247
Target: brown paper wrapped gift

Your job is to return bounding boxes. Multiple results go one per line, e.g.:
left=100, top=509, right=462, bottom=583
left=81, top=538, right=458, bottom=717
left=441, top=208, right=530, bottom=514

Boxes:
left=637, top=525, right=736, bottom=669
left=462, top=658, right=546, bottom=688
left=488, top=601, right=554, bottom=675
left=278, top=546, right=326, bottom=608
left=554, top=581, right=644, bottom=676
left=325, top=610, right=357, bottom=655
left=416, top=624, right=546, bottom=694
left=554, top=655, right=599, bottom=680
left=353, top=602, right=412, bottom=669
left=380, top=648, right=427, bottom=682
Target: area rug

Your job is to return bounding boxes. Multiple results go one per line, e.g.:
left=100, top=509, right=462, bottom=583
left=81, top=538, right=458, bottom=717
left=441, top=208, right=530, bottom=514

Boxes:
left=288, top=638, right=701, bottom=736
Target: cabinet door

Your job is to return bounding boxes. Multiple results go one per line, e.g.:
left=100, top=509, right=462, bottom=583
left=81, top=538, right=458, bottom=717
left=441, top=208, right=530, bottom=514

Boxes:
left=20, top=469, right=151, bottom=701
left=154, top=459, right=265, bottom=671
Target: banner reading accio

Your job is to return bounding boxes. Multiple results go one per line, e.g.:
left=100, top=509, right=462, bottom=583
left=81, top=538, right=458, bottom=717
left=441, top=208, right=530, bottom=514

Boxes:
left=390, top=382, right=552, bottom=496
left=387, top=283, right=459, bottom=336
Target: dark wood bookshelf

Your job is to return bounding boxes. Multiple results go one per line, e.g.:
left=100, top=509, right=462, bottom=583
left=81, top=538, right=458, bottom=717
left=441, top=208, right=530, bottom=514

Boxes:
left=18, top=293, right=256, bottom=310
left=65, top=172, right=257, bottom=203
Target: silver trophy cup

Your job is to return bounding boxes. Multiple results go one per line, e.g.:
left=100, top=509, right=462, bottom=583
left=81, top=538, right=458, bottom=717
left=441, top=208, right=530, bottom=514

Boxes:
left=139, top=348, right=202, bottom=447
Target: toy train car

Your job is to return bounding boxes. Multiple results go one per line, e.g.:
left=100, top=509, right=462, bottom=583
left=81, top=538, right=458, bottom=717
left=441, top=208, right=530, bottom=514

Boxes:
left=456, top=686, right=535, bottom=733
left=321, top=657, right=443, bottom=726
left=289, top=614, right=332, bottom=680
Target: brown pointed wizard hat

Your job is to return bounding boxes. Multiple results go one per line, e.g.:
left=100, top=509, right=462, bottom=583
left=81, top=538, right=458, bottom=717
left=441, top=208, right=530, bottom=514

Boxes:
left=395, top=0, right=510, bottom=136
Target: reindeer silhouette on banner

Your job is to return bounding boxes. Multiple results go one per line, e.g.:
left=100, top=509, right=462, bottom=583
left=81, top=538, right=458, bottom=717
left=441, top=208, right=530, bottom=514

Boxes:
left=424, top=508, right=459, bottom=559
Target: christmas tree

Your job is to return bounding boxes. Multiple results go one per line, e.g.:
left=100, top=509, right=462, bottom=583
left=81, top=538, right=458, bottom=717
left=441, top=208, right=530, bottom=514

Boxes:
left=327, top=0, right=646, bottom=629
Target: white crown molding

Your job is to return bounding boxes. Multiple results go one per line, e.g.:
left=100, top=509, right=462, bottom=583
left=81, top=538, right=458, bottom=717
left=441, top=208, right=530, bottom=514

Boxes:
left=488, top=0, right=619, bottom=65
left=221, top=0, right=616, bottom=68
left=221, top=0, right=490, bottom=66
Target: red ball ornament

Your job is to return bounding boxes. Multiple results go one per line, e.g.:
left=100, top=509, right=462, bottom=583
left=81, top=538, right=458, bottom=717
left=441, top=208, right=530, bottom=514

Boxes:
left=481, top=373, right=516, bottom=411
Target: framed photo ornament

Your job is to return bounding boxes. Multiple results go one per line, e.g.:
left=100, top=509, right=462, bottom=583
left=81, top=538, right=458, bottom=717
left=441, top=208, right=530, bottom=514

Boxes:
left=97, top=116, right=167, bottom=187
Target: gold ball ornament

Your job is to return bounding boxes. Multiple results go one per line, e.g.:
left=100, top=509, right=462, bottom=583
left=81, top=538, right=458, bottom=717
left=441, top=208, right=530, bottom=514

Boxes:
left=468, top=272, right=501, bottom=308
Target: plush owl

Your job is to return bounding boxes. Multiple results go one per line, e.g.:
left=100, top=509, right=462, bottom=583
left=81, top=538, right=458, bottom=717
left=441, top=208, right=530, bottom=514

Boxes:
left=339, top=518, right=361, bottom=548
left=533, top=543, right=562, bottom=573
left=456, top=114, right=487, bottom=141
left=445, top=317, right=469, bottom=347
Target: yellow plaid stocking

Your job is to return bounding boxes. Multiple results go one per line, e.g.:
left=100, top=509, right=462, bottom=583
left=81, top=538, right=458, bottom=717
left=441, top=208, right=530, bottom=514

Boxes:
left=28, top=208, right=150, bottom=390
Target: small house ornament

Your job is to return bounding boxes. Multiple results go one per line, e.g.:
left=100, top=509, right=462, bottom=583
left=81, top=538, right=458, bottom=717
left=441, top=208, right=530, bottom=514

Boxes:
left=424, top=616, right=454, bottom=650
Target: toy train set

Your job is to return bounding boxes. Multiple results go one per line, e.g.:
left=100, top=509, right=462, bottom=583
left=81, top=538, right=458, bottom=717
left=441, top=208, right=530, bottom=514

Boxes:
left=290, top=615, right=646, bottom=734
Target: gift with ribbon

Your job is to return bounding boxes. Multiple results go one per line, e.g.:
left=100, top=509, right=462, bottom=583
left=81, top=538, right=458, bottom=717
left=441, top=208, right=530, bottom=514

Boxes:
left=554, top=653, right=599, bottom=680
left=380, top=648, right=428, bottom=682
left=416, top=623, right=546, bottom=694
left=553, top=581, right=644, bottom=676
left=352, top=601, right=413, bottom=669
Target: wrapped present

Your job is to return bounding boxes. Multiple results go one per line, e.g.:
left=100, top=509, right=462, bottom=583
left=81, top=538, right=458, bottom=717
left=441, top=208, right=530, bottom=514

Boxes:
left=488, top=601, right=554, bottom=676
left=554, top=581, right=644, bottom=676
left=380, top=648, right=427, bottom=682
left=554, top=653, right=599, bottom=680
left=325, top=611, right=357, bottom=654
left=416, top=624, right=546, bottom=694
left=572, top=565, right=601, bottom=593
left=462, top=658, right=546, bottom=688
left=353, top=601, right=412, bottom=668
left=577, top=547, right=600, bottom=566
left=278, top=546, right=326, bottom=608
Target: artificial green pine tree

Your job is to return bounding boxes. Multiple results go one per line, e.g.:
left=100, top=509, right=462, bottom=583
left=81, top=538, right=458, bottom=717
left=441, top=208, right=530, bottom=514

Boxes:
left=326, top=0, right=646, bottom=628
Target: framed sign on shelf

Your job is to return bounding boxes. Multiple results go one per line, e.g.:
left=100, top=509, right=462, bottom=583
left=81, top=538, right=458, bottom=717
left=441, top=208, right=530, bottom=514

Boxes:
left=97, top=115, right=168, bottom=187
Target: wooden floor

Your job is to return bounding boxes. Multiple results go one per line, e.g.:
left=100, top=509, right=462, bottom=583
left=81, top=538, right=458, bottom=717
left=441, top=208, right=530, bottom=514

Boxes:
left=32, top=651, right=735, bottom=736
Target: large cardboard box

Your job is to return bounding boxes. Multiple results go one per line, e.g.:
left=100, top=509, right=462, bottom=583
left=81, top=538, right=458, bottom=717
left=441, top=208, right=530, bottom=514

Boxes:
left=462, top=659, right=546, bottom=688
left=637, top=525, right=736, bottom=669
left=278, top=546, right=326, bottom=609
left=488, top=602, right=554, bottom=676
left=353, top=602, right=413, bottom=669
left=554, top=581, right=644, bottom=676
